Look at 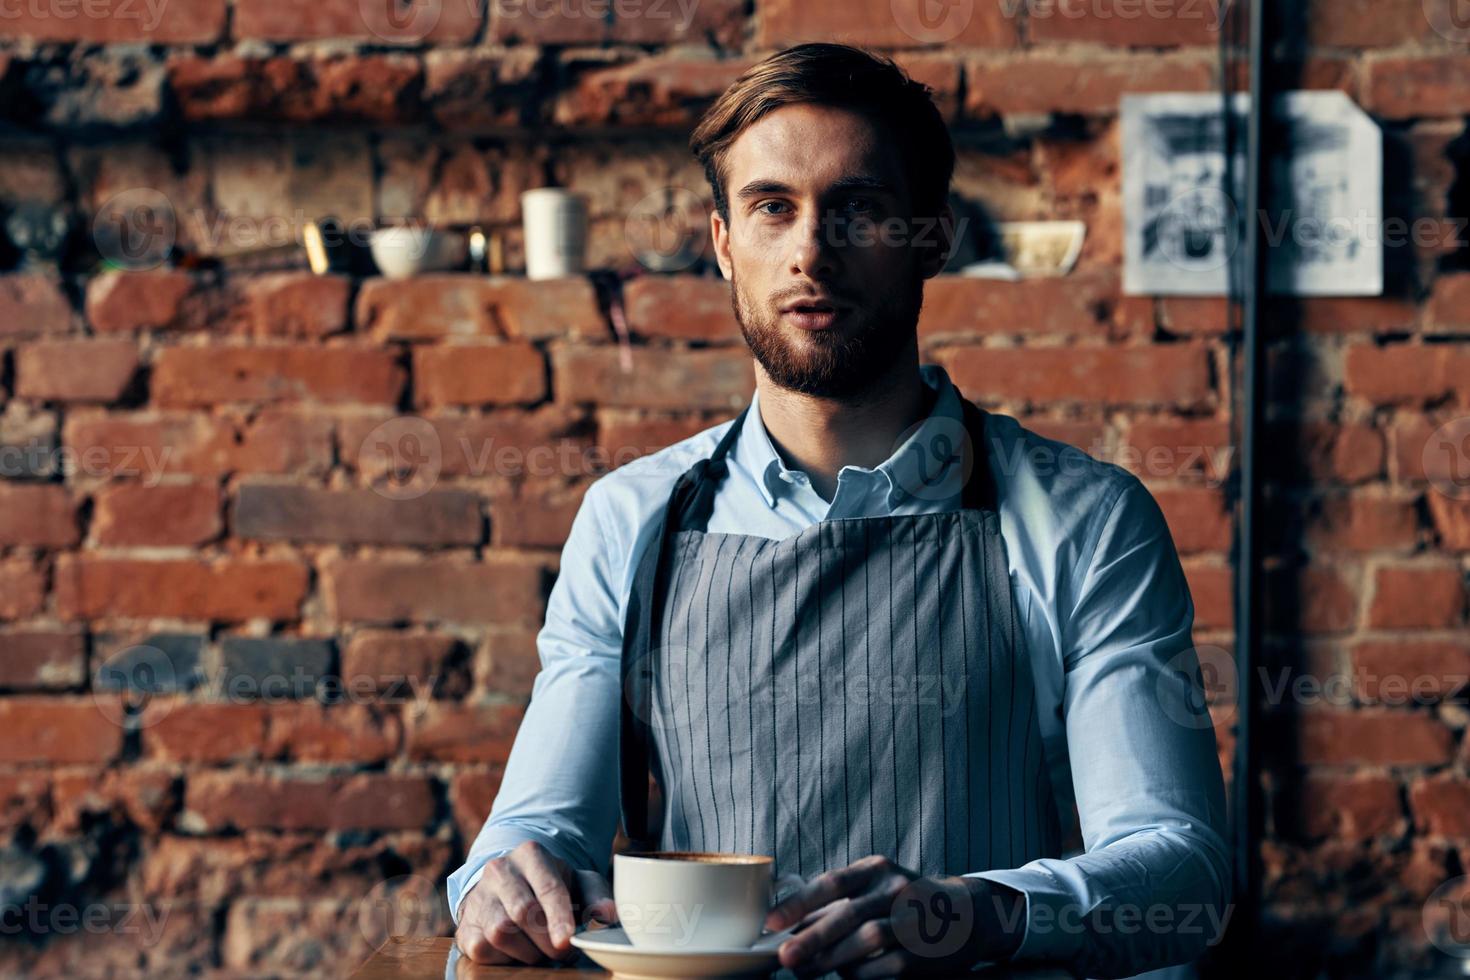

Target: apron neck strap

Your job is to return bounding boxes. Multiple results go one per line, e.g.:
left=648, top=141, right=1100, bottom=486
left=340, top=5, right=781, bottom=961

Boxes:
left=958, top=398, right=998, bottom=513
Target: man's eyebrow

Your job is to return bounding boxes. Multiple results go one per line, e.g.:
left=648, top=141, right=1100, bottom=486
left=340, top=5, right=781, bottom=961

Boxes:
left=733, top=175, right=898, bottom=201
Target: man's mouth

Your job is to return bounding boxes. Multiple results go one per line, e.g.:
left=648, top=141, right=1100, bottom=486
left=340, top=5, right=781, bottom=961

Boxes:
left=780, top=300, right=847, bottom=331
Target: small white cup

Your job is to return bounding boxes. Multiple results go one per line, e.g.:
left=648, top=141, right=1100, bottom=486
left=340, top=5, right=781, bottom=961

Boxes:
left=612, top=852, right=801, bottom=951
left=520, top=188, right=588, bottom=281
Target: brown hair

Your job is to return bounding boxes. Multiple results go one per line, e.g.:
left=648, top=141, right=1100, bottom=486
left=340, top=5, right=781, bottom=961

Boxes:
left=690, top=43, right=956, bottom=225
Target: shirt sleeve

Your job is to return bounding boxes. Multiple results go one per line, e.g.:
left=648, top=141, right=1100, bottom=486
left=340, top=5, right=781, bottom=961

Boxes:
left=446, top=481, right=628, bottom=923
left=966, top=477, right=1233, bottom=977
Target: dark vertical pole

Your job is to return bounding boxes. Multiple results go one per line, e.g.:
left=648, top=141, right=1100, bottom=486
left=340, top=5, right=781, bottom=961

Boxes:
left=1232, top=0, right=1269, bottom=963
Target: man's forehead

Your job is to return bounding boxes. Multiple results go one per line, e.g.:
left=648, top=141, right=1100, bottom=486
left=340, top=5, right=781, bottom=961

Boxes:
left=725, top=104, right=904, bottom=190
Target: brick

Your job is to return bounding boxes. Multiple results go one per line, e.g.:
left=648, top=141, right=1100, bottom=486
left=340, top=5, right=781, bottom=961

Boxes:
left=937, top=344, right=1213, bottom=408
left=185, top=772, right=437, bottom=832
left=425, top=48, right=541, bottom=128
left=1265, top=565, right=1359, bottom=635
left=1366, top=54, right=1470, bottom=119
left=0, top=628, right=85, bottom=690
left=554, top=54, right=751, bottom=128
left=219, top=636, right=336, bottom=701
left=478, top=626, right=540, bottom=697
left=1013, top=418, right=1107, bottom=454
left=92, top=482, right=222, bottom=547
left=1428, top=495, right=1470, bottom=551
left=1122, top=418, right=1233, bottom=483
left=236, top=0, right=481, bottom=42
left=554, top=346, right=753, bottom=410
left=0, top=274, right=74, bottom=337
left=413, top=343, right=547, bottom=408
left=265, top=704, right=400, bottom=763
left=342, top=406, right=593, bottom=481
left=1352, top=640, right=1470, bottom=706
left=234, top=484, right=482, bottom=546
left=324, top=553, right=550, bottom=626
left=493, top=0, right=743, bottom=45
left=917, top=273, right=1117, bottom=340
left=1344, top=345, right=1469, bottom=406
left=1368, top=564, right=1467, bottom=629
left=85, top=270, right=196, bottom=333
left=1409, top=774, right=1470, bottom=838
left=1284, top=297, right=1419, bottom=335
left=236, top=274, right=351, bottom=339
left=0, top=483, right=79, bottom=547
left=1426, top=273, right=1470, bottom=333
left=0, top=559, right=45, bottom=619
left=54, top=557, right=308, bottom=621
left=1297, top=493, right=1422, bottom=554
left=758, top=0, right=1017, bottom=47
left=92, top=632, right=206, bottom=693
left=0, top=0, right=225, bottom=42
left=966, top=52, right=1213, bottom=117
left=50, top=766, right=180, bottom=834
left=490, top=491, right=583, bottom=549
left=0, top=771, right=52, bottom=832
left=596, top=411, right=717, bottom=464
left=65, top=410, right=333, bottom=478
left=356, top=275, right=606, bottom=342
left=1159, top=298, right=1228, bottom=337
left=406, top=702, right=524, bottom=763
left=1152, top=486, right=1232, bottom=554
left=144, top=703, right=270, bottom=764
left=1267, top=421, right=1385, bottom=487
left=1027, top=0, right=1225, bottom=46
left=624, top=277, right=740, bottom=342
left=171, top=55, right=423, bottom=125
left=1303, top=0, right=1438, bottom=47
left=1295, top=709, right=1454, bottom=766
left=221, top=898, right=369, bottom=972
left=1185, top=561, right=1233, bottom=632
left=153, top=345, right=405, bottom=407
left=451, top=769, right=505, bottom=844
left=341, top=630, right=468, bottom=700
left=15, top=339, right=138, bottom=402
left=0, top=699, right=124, bottom=765
left=1280, top=771, right=1404, bottom=841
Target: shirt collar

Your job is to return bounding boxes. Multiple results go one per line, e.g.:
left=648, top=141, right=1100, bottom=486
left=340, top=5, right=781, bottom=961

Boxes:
left=734, top=364, right=966, bottom=510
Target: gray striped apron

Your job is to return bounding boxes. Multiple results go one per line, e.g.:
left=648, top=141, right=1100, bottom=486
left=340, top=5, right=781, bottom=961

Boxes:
left=619, top=399, right=1062, bottom=881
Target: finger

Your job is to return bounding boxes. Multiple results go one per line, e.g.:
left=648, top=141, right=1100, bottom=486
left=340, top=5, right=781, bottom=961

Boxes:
left=487, top=861, right=562, bottom=960
left=455, top=922, right=511, bottom=965
left=768, top=857, right=890, bottom=931
left=778, top=891, right=892, bottom=969
left=516, top=847, right=577, bottom=952
left=808, top=917, right=893, bottom=975
left=572, top=870, right=618, bottom=926
left=847, top=949, right=909, bottom=980
left=476, top=897, right=546, bottom=965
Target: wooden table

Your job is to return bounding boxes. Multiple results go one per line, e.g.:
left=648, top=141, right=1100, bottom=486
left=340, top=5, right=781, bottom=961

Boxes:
left=351, top=937, right=1077, bottom=979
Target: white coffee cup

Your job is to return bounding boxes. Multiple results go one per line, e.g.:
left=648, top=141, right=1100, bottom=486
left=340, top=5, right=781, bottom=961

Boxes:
left=612, top=851, right=803, bottom=951
left=521, top=188, right=588, bottom=281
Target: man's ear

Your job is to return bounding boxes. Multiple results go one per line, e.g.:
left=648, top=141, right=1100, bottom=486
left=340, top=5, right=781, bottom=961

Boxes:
left=711, top=209, right=733, bottom=281
left=917, top=201, right=957, bottom=281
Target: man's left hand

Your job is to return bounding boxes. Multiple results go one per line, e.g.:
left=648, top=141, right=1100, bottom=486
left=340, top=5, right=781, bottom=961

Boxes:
left=765, top=855, right=1025, bottom=978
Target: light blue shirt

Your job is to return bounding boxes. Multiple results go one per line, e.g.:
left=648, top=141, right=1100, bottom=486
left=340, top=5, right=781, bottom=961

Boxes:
left=449, top=365, right=1231, bottom=975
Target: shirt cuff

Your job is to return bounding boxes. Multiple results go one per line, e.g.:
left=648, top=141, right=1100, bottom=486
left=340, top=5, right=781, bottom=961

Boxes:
left=446, top=853, right=500, bottom=925
left=964, top=866, right=1087, bottom=964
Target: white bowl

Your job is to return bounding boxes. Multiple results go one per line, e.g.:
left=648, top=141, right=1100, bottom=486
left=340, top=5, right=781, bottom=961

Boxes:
left=369, top=227, right=467, bottom=279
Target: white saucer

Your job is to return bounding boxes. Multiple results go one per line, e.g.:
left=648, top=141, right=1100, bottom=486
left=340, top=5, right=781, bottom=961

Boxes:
left=569, top=925, right=792, bottom=979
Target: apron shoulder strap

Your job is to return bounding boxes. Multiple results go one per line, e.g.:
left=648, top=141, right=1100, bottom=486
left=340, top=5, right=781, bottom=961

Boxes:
left=958, top=398, right=999, bottom=514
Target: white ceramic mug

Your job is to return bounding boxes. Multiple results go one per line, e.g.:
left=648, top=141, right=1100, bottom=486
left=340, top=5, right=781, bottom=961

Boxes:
left=612, top=851, right=804, bottom=951
left=520, top=188, right=588, bottom=281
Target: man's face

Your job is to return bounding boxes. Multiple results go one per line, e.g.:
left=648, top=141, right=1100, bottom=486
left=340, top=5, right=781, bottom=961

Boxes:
left=711, top=103, right=953, bottom=399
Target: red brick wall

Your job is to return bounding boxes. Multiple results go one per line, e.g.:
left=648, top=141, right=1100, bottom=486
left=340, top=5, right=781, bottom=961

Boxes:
left=1, top=1, right=1468, bottom=975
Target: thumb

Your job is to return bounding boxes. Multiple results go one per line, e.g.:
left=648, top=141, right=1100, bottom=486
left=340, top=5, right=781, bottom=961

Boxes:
left=573, top=870, right=619, bottom=926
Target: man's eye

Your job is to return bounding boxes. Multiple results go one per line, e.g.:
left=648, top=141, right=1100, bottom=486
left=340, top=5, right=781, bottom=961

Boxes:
left=757, top=201, right=790, bottom=216
left=844, top=198, right=876, bottom=214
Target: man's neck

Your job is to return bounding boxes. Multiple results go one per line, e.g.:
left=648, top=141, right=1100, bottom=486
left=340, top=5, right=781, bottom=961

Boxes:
left=754, top=356, right=933, bottom=502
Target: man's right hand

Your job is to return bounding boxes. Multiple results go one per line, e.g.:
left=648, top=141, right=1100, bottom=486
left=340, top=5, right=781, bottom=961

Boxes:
left=455, top=841, right=618, bottom=964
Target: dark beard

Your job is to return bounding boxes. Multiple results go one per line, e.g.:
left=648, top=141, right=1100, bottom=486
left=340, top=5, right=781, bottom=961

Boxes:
left=730, top=272, right=924, bottom=399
